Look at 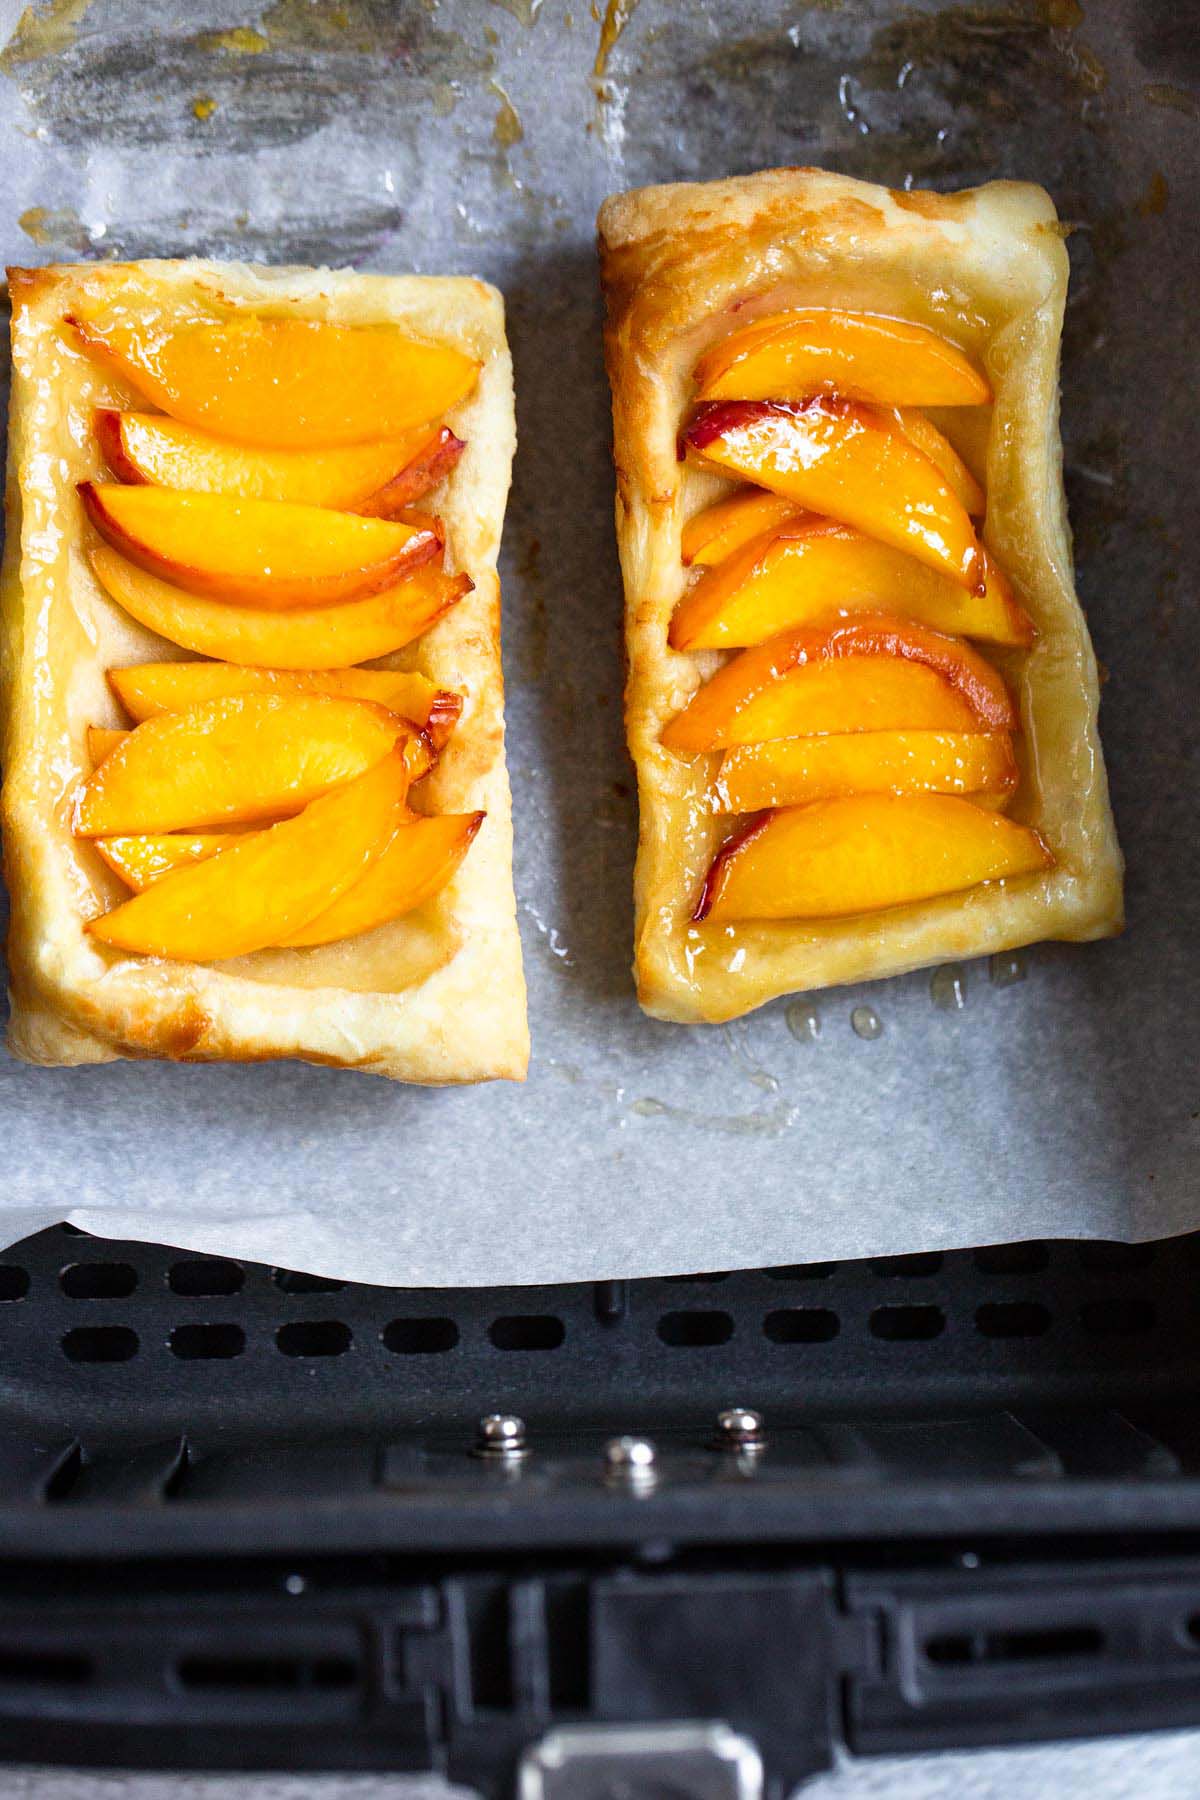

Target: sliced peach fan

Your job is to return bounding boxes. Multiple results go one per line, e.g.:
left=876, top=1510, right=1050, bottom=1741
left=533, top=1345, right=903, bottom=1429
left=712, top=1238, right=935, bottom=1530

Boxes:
left=661, top=616, right=1016, bottom=754
left=695, top=794, right=1052, bottom=924
left=89, top=546, right=469, bottom=670
left=107, top=661, right=462, bottom=749
left=712, top=731, right=1017, bottom=813
left=79, top=483, right=442, bottom=610
left=670, top=520, right=1031, bottom=652
left=69, top=311, right=480, bottom=447
left=87, top=747, right=415, bottom=962
left=280, top=810, right=485, bottom=947
left=96, top=409, right=465, bottom=515
left=75, top=693, right=427, bottom=837
left=693, top=308, right=991, bottom=409
left=96, top=832, right=243, bottom=891
left=683, top=399, right=982, bottom=587
left=680, top=490, right=803, bottom=567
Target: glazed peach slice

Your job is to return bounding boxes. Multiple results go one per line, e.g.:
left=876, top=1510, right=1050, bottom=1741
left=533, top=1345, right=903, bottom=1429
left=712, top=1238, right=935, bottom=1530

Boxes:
left=661, top=616, right=1016, bottom=754
left=75, top=693, right=422, bottom=836
left=108, top=662, right=462, bottom=750
left=88, top=746, right=413, bottom=961
left=280, top=810, right=484, bottom=947
left=69, top=312, right=479, bottom=447
left=79, top=483, right=440, bottom=609
left=87, top=727, right=126, bottom=764
left=683, top=400, right=981, bottom=585
left=90, top=546, right=469, bottom=670
left=670, top=521, right=1031, bottom=651
left=96, top=832, right=240, bottom=890
left=695, top=793, right=1052, bottom=923
left=893, top=409, right=985, bottom=517
left=713, top=731, right=1017, bottom=812
left=97, top=410, right=465, bottom=514
left=681, top=490, right=803, bottom=567
left=693, top=309, right=990, bottom=408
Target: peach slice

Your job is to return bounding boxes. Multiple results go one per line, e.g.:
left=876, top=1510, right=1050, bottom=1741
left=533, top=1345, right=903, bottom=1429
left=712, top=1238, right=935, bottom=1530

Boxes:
left=87, top=727, right=126, bottom=764
left=280, top=810, right=484, bottom=947
left=88, top=746, right=413, bottom=961
left=108, top=662, right=462, bottom=749
left=713, top=731, right=1017, bottom=812
left=893, top=409, right=985, bottom=517
left=661, top=616, right=1016, bottom=753
left=69, top=312, right=480, bottom=447
left=680, top=490, right=804, bottom=567
left=79, top=483, right=441, bottom=609
left=670, top=521, right=1031, bottom=651
left=693, top=309, right=990, bottom=408
left=96, top=409, right=465, bottom=514
left=684, top=400, right=981, bottom=585
left=75, top=693, right=417, bottom=836
left=90, top=546, right=469, bottom=670
left=695, top=793, right=1052, bottom=922
left=96, top=832, right=239, bottom=890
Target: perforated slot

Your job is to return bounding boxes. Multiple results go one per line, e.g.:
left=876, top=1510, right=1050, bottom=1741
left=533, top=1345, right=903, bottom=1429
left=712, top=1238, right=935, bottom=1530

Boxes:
left=169, top=1323, right=246, bottom=1361
left=975, top=1302, right=1051, bottom=1339
left=1080, top=1298, right=1156, bottom=1336
left=275, top=1321, right=352, bottom=1358
left=0, top=1267, right=29, bottom=1301
left=657, top=1310, right=735, bottom=1347
left=871, top=1253, right=943, bottom=1278
left=488, top=1316, right=565, bottom=1352
left=175, top=1653, right=358, bottom=1692
left=0, top=1649, right=92, bottom=1686
left=763, top=1308, right=840, bottom=1344
left=870, top=1305, right=945, bottom=1342
left=169, top=1259, right=245, bottom=1297
left=60, top=1262, right=137, bottom=1300
left=924, top=1624, right=1104, bottom=1665
left=61, top=1326, right=139, bottom=1363
left=383, top=1318, right=459, bottom=1355
left=273, top=1269, right=345, bottom=1295
left=973, top=1243, right=1050, bottom=1274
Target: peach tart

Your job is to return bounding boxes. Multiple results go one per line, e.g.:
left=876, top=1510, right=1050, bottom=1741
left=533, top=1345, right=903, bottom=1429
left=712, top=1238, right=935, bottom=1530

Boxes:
left=2, top=260, right=527, bottom=1081
left=599, top=168, right=1123, bottom=1024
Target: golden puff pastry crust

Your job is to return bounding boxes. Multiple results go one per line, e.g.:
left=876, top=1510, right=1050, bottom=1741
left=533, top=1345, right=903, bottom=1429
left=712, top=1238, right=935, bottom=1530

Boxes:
left=2, top=258, right=528, bottom=1082
left=598, top=167, right=1124, bottom=1025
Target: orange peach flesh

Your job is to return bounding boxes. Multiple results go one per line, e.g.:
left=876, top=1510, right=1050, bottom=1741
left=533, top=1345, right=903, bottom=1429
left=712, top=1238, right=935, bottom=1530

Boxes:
left=280, top=811, right=485, bottom=946
left=693, top=309, right=991, bottom=408
left=713, top=731, right=1017, bottom=812
left=696, top=794, right=1052, bottom=923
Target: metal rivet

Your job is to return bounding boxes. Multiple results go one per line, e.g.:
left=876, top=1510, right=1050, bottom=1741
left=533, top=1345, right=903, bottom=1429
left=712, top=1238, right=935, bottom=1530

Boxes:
left=604, top=1435, right=658, bottom=1484
left=715, top=1406, right=766, bottom=1450
left=473, top=1413, right=530, bottom=1459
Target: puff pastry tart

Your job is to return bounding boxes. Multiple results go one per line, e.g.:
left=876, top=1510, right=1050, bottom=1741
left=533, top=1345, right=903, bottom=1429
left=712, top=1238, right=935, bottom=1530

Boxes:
left=598, top=168, right=1123, bottom=1025
left=2, top=260, right=528, bottom=1081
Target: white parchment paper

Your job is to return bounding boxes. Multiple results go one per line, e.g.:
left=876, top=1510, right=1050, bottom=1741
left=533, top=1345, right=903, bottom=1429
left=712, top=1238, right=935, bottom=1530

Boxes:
left=0, top=0, right=1196, bottom=1285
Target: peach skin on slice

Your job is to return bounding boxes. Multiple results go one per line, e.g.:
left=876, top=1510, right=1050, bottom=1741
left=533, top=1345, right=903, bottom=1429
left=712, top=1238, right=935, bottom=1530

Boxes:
left=661, top=617, right=1016, bottom=754
left=88, top=746, right=412, bottom=961
left=695, top=793, right=1052, bottom=923
left=79, top=483, right=441, bottom=609
left=280, top=810, right=484, bottom=947
left=96, top=410, right=465, bottom=514
left=713, top=731, right=1017, bottom=812
left=680, top=490, right=804, bottom=567
left=75, top=692, right=419, bottom=836
left=96, top=832, right=240, bottom=891
left=108, top=662, right=462, bottom=749
left=69, top=313, right=479, bottom=447
left=670, top=521, right=1031, bottom=651
left=693, top=309, right=991, bottom=408
left=90, top=546, right=469, bottom=669
left=683, top=400, right=982, bottom=586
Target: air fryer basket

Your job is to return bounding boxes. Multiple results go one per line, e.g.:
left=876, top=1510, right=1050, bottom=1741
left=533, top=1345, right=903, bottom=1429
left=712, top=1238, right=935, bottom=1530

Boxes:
left=1, top=1223, right=1200, bottom=1791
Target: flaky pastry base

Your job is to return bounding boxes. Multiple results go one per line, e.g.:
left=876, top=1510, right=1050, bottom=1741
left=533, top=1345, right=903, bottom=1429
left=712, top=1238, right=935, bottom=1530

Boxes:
left=598, top=168, right=1124, bottom=1025
left=2, top=259, right=528, bottom=1082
